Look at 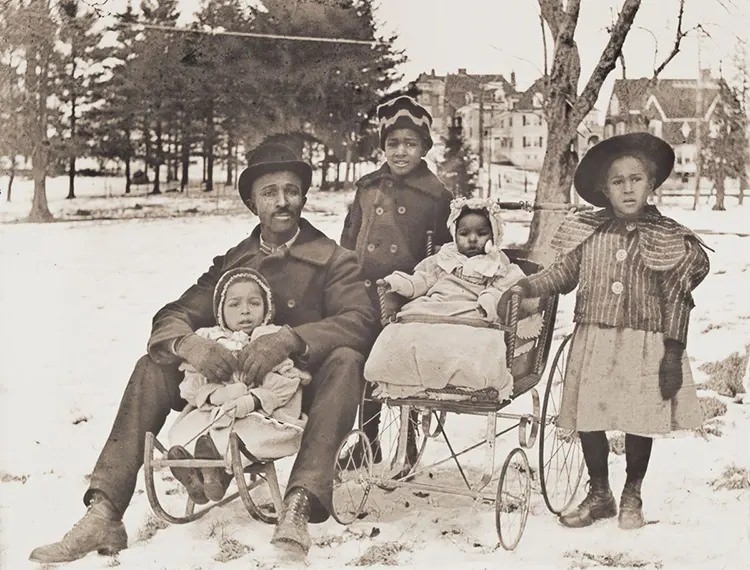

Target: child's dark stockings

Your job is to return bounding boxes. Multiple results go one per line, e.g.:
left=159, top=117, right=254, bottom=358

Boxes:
left=579, top=431, right=653, bottom=482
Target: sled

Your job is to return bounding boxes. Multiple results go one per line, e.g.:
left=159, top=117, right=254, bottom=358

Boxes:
left=144, top=430, right=283, bottom=525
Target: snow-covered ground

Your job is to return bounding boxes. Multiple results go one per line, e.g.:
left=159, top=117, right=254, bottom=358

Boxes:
left=1, top=176, right=749, bottom=569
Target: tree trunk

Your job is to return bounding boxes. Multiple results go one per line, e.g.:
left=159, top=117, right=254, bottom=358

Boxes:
left=125, top=157, right=131, bottom=194
left=6, top=164, right=15, bottom=202
left=67, top=156, right=76, bottom=199
left=344, top=147, right=353, bottom=188
left=151, top=118, right=162, bottom=194
left=204, top=104, right=215, bottom=192
left=739, top=168, right=747, bottom=205
left=335, top=160, right=341, bottom=189
left=713, top=164, right=726, bottom=210
left=27, top=38, right=53, bottom=222
left=226, top=135, right=234, bottom=186
left=66, top=72, right=77, bottom=199
left=181, top=140, right=190, bottom=192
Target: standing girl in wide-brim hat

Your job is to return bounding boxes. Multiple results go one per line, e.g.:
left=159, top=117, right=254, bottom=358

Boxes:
left=499, top=132, right=711, bottom=530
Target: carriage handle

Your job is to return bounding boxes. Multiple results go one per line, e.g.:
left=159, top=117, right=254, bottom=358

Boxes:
left=503, top=285, right=523, bottom=363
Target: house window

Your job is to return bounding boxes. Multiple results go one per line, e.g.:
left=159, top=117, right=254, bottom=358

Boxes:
left=500, top=119, right=504, bottom=128
left=616, top=121, right=626, bottom=135
left=522, top=115, right=527, bottom=126
left=610, top=95, right=620, bottom=116
left=522, top=136, right=528, bottom=148
left=538, top=136, right=544, bottom=147
left=508, top=116, right=513, bottom=127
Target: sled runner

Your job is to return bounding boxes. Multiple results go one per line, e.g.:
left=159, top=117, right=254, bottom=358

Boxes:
left=332, top=202, right=586, bottom=551
left=143, top=430, right=283, bottom=525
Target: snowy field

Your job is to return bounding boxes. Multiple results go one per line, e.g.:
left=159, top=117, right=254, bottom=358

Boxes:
left=1, top=176, right=749, bottom=569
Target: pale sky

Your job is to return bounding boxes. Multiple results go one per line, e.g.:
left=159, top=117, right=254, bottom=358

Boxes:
left=100, top=0, right=750, bottom=106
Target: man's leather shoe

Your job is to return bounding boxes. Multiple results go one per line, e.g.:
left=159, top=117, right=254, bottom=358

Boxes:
left=270, top=487, right=312, bottom=557
left=29, top=492, right=127, bottom=563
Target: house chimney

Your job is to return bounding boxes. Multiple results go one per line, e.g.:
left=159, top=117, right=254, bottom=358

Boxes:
left=458, top=68, right=467, bottom=75
left=510, top=71, right=516, bottom=88
left=431, top=68, right=435, bottom=77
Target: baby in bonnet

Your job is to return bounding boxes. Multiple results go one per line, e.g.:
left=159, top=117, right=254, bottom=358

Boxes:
left=365, top=197, right=539, bottom=401
left=167, top=268, right=310, bottom=505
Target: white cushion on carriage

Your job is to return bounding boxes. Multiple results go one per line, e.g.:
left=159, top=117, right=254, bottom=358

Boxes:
left=364, top=322, right=514, bottom=401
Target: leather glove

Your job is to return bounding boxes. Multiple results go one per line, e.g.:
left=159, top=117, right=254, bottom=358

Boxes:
left=209, top=383, right=247, bottom=405
left=175, top=334, right=237, bottom=383
left=659, top=338, right=684, bottom=400
left=237, top=326, right=303, bottom=386
left=221, top=394, right=260, bottom=419
left=497, top=277, right=531, bottom=325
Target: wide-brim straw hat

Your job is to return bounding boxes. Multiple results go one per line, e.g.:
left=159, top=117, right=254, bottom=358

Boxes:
left=238, top=142, right=313, bottom=207
left=574, top=132, right=675, bottom=207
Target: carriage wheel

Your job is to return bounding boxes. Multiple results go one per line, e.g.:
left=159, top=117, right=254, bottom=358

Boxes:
left=360, top=386, right=428, bottom=483
left=230, top=432, right=280, bottom=525
left=331, top=429, right=373, bottom=524
left=495, top=447, right=532, bottom=551
left=538, top=335, right=585, bottom=515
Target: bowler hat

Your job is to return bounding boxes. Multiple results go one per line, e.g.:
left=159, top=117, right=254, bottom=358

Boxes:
left=574, top=132, right=675, bottom=207
left=238, top=143, right=313, bottom=206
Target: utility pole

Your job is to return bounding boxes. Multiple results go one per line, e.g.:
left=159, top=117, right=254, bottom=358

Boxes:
left=692, top=32, right=704, bottom=210
left=478, top=82, right=485, bottom=198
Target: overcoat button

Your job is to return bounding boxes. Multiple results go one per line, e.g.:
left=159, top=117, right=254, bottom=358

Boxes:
left=625, top=222, right=637, bottom=232
left=287, top=299, right=296, bottom=308
left=390, top=244, right=398, bottom=254
left=384, top=180, right=394, bottom=189
left=615, top=249, right=627, bottom=262
left=366, top=243, right=375, bottom=252
left=375, top=207, right=384, bottom=215
left=397, top=206, right=407, bottom=214
left=364, top=279, right=372, bottom=287
left=611, top=281, right=624, bottom=295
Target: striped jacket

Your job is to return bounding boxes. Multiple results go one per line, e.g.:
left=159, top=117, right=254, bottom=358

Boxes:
left=526, top=206, right=710, bottom=345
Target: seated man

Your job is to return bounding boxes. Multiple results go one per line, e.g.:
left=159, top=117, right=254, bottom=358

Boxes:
left=30, top=142, right=377, bottom=563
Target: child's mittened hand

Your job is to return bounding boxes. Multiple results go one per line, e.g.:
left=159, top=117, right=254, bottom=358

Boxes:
left=659, top=339, right=685, bottom=400
left=209, top=383, right=247, bottom=405
left=497, top=278, right=531, bottom=324
left=222, top=394, right=257, bottom=418
left=383, top=274, right=413, bottom=297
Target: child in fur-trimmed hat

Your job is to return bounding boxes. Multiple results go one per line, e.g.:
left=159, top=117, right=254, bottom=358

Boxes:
left=340, top=95, right=453, bottom=462
left=167, top=267, right=310, bottom=505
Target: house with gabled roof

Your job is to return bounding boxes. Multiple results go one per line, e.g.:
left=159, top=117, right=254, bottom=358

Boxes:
left=604, top=72, right=722, bottom=177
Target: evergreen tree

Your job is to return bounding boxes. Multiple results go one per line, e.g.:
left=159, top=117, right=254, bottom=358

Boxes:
left=56, top=0, right=105, bottom=199
left=701, top=79, right=748, bottom=211
left=439, top=122, right=478, bottom=198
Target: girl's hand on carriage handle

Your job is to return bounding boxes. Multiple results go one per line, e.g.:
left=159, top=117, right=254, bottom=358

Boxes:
left=659, top=339, right=684, bottom=400
left=376, top=278, right=390, bottom=291
left=175, top=334, right=237, bottom=383
left=381, top=274, right=413, bottom=297
left=209, top=382, right=248, bottom=405
left=238, top=326, right=304, bottom=386
left=497, top=278, right=531, bottom=324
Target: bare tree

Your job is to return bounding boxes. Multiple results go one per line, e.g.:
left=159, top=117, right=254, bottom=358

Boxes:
left=527, top=0, right=691, bottom=261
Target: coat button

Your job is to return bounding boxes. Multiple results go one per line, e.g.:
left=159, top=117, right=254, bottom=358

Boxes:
left=625, top=222, right=637, bottom=232
left=287, top=299, right=296, bottom=308
left=364, top=279, right=372, bottom=288
left=397, top=206, right=407, bottom=215
left=384, top=179, right=394, bottom=189
left=615, top=249, right=627, bottom=262
left=611, top=281, right=624, bottom=295
left=390, top=244, right=399, bottom=254
left=375, top=206, right=384, bottom=215
left=366, top=243, right=375, bottom=252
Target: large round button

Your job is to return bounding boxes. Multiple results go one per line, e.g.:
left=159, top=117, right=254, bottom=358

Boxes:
left=390, top=244, right=399, bottom=254
left=364, top=279, right=372, bottom=288
left=615, top=249, right=627, bottom=262
left=625, top=222, right=637, bottom=232
left=397, top=206, right=407, bottom=215
left=287, top=299, right=296, bottom=308
left=384, top=179, right=394, bottom=189
left=611, top=281, right=624, bottom=295
left=366, top=243, right=375, bottom=252
left=375, top=206, right=384, bottom=215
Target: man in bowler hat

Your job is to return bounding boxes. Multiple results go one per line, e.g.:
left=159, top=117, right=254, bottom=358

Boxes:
left=30, top=142, right=377, bottom=563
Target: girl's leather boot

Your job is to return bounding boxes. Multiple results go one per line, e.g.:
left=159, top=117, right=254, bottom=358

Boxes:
left=618, top=478, right=645, bottom=529
left=559, top=477, right=617, bottom=528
